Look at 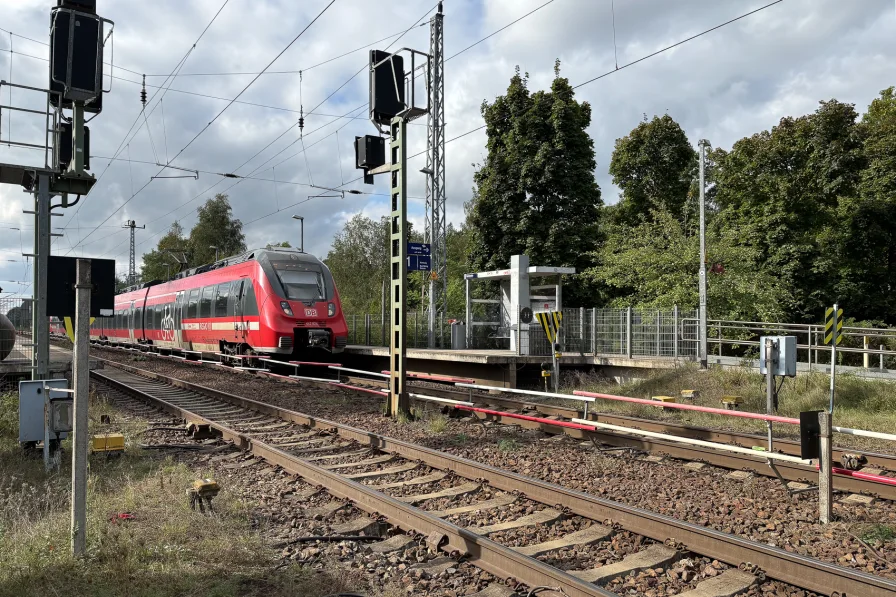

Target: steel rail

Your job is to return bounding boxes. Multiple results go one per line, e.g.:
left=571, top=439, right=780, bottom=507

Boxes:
left=91, top=367, right=614, bottom=597
left=92, top=363, right=896, bottom=597
left=88, top=346, right=896, bottom=499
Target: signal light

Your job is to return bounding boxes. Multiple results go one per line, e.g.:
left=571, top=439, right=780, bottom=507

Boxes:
left=369, top=50, right=405, bottom=126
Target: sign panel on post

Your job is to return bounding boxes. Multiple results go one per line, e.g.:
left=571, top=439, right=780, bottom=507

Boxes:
left=407, top=255, right=431, bottom=272
left=407, top=242, right=431, bottom=256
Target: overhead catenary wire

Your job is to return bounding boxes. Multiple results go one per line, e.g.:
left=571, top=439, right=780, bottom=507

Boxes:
left=58, top=0, right=233, bottom=250
left=65, top=0, right=335, bottom=255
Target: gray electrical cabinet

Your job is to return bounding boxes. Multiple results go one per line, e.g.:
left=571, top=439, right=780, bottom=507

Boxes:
left=759, top=336, right=797, bottom=377
left=451, top=322, right=467, bottom=350
left=18, top=379, right=70, bottom=443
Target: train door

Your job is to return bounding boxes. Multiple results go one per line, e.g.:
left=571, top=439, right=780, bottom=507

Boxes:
left=232, top=279, right=246, bottom=344
left=174, top=291, right=185, bottom=348
left=128, top=301, right=136, bottom=343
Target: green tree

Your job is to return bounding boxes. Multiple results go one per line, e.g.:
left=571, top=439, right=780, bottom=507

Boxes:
left=587, top=208, right=786, bottom=321
left=266, top=241, right=292, bottom=249
left=324, top=214, right=391, bottom=314
left=826, top=87, right=896, bottom=322
left=140, top=222, right=188, bottom=282
left=188, top=194, right=247, bottom=266
left=467, top=62, right=602, bottom=304
left=608, top=114, right=697, bottom=225
left=711, top=99, right=865, bottom=321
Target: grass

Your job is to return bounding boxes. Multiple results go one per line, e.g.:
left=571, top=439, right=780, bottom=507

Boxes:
left=497, top=439, right=519, bottom=453
left=568, top=364, right=896, bottom=453
left=428, top=413, right=449, bottom=434
left=860, top=524, right=896, bottom=546
left=0, top=392, right=363, bottom=597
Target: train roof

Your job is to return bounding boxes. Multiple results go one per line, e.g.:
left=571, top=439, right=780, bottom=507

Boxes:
left=122, top=247, right=324, bottom=294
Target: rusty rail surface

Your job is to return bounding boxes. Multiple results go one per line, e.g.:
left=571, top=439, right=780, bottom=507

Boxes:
left=92, top=362, right=896, bottom=597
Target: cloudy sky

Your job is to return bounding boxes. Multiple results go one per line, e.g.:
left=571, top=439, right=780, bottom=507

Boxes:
left=0, top=0, right=893, bottom=297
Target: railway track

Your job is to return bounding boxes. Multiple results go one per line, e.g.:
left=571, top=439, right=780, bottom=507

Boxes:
left=90, top=362, right=896, bottom=597
left=84, top=340, right=896, bottom=500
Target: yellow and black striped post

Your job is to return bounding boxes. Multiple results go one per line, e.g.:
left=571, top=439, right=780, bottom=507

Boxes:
left=824, top=304, right=843, bottom=412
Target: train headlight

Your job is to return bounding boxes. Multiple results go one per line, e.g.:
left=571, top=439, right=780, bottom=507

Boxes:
left=280, top=301, right=294, bottom=316
left=328, top=302, right=336, bottom=317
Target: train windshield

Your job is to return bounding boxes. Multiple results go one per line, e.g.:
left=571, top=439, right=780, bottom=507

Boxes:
left=272, top=265, right=326, bottom=301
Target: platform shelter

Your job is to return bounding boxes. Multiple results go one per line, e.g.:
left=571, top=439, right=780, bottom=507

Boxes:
left=463, top=255, right=575, bottom=355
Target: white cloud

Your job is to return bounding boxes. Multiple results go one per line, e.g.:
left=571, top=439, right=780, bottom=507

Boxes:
left=0, top=0, right=893, bottom=292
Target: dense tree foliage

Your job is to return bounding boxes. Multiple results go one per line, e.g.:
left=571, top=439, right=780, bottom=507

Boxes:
left=466, top=63, right=602, bottom=304
left=188, top=194, right=247, bottom=266
left=608, top=114, right=697, bottom=225
left=140, top=194, right=246, bottom=282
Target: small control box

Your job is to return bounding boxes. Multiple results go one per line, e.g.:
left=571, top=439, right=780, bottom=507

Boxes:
left=759, top=336, right=797, bottom=377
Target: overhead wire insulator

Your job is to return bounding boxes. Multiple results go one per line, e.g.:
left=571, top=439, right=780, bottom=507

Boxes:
left=297, top=70, right=304, bottom=137
left=140, top=74, right=147, bottom=108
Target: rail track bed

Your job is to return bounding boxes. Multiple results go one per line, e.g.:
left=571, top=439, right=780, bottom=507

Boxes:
left=91, top=362, right=896, bottom=597
left=86, top=341, right=896, bottom=502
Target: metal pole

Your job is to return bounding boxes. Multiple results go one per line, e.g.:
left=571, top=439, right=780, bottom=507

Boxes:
left=388, top=116, right=409, bottom=417
left=881, top=345, right=885, bottom=370
left=818, top=410, right=833, bottom=524
left=425, top=3, right=446, bottom=349
left=591, top=307, right=597, bottom=355
left=829, top=303, right=838, bottom=413
left=32, top=173, right=51, bottom=381
left=626, top=307, right=633, bottom=359
left=656, top=313, right=661, bottom=356
left=579, top=307, right=584, bottom=355
left=465, top=277, right=471, bottom=348
left=673, top=305, right=679, bottom=357
left=552, top=325, right=561, bottom=393
left=765, top=337, right=776, bottom=452
left=863, top=336, right=869, bottom=369
left=698, top=139, right=709, bottom=369
left=71, top=258, right=91, bottom=556
left=300, top=218, right=304, bottom=253
left=365, top=314, right=371, bottom=346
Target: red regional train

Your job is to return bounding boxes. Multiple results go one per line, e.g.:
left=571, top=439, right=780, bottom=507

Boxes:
left=90, top=247, right=348, bottom=357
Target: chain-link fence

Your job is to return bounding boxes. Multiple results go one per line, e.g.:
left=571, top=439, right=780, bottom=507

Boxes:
left=1, top=297, right=33, bottom=364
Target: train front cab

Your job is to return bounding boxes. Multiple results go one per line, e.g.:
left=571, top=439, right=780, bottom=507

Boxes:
left=254, top=250, right=348, bottom=356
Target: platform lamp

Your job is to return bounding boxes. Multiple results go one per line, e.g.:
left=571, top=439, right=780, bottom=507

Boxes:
left=292, top=215, right=304, bottom=253
left=209, top=245, right=219, bottom=262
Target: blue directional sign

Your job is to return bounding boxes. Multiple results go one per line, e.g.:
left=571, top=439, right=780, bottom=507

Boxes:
left=407, top=255, right=431, bottom=272
left=407, top=242, right=431, bottom=256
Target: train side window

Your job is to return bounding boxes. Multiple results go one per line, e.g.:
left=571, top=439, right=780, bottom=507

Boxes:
left=146, top=305, right=154, bottom=330
left=200, top=287, right=214, bottom=318
left=215, top=283, right=230, bottom=318
left=228, top=280, right=243, bottom=317
left=242, top=283, right=259, bottom=316
left=136, top=307, right=143, bottom=330
left=188, top=289, right=199, bottom=319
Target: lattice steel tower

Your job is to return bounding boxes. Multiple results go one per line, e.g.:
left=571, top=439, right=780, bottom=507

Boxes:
left=424, top=2, right=446, bottom=347
left=123, top=220, right=144, bottom=285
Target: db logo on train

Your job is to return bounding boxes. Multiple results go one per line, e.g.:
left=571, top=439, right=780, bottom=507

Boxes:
left=304, top=308, right=318, bottom=317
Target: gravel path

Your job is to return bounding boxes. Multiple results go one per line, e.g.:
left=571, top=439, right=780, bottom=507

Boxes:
left=92, top=348, right=896, bottom=582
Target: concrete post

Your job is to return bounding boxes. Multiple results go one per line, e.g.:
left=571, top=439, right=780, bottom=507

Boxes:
left=71, top=258, right=91, bottom=555
left=881, top=345, right=885, bottom=370
left=509, top=255, right=529, bottom=354
left=818, top=410, right=833, bottom=524
left=863, top=336, right=869, bottom=369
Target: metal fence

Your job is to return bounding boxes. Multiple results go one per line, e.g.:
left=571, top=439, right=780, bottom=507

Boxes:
left=702, top=319, right=896, bottom=370
left=345, top=306, right=700, bottom=358
left=1, top=297, right=33, bottom=364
